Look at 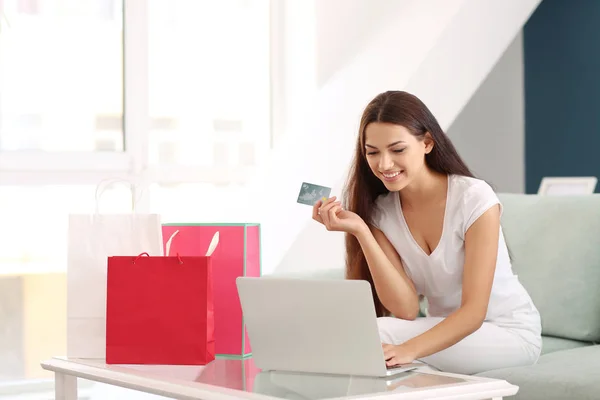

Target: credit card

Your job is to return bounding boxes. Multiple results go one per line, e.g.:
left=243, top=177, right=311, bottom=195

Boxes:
left=297, top=182, right=332, bottom=206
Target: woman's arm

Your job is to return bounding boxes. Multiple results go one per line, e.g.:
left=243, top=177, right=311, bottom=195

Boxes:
left=313, top=196, right=419, bottom=320
left=355, top=224, right=420, bottom=320
left=387, top=204, right=500, bottom=363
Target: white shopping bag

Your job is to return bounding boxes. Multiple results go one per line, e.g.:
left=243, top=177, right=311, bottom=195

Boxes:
left=67, top=179, right=163, bottom=359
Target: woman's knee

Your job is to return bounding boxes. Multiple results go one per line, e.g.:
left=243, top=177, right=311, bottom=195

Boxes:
left=377, top=316, right=424, bottom=344
left=377, top=317, right=399, bottom=343
left=377, top=316, right=443, bottom=345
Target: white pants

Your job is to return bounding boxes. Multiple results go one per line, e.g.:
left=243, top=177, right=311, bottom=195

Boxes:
left=378, top=316, right=541, bottom=375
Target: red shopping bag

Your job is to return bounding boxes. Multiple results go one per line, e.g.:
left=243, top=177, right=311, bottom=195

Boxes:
left=106, top=252, right=215, bottom=365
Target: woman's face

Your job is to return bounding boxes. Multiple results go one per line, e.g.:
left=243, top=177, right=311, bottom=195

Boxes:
left=364, top=122, right=433, bottom=192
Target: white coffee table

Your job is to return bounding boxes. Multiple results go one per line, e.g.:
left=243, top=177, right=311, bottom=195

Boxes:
left=41, top=357, right=518, bottom=400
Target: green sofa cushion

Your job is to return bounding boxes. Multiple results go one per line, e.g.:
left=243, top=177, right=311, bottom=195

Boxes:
left=541, top=335, right=594, bottom=355
left=477, top=345, right=600, bottom=400
left=498, top=194, right=600, bottom=342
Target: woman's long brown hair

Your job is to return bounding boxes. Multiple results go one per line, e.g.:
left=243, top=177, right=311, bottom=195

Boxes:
left=343, top=91, right=474, bottom=317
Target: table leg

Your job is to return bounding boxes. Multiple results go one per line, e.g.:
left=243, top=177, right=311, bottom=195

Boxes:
left=55, top=372, right=78, bottom=400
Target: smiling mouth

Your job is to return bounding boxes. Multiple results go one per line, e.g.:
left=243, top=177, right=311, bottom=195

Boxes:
left=381, top=171, right=402, bottom=179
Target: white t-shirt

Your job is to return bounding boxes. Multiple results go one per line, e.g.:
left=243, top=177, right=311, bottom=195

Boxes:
left=371, top=174, right=540, bottom=329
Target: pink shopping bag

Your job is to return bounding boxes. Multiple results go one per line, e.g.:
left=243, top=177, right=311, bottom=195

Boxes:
left=162, top=223, right=260, bottom=358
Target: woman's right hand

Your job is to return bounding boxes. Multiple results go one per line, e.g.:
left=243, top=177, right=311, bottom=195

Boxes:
left=312, top=196, right=368, bottom=236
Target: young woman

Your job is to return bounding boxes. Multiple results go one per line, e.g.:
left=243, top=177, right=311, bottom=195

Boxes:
left=312, top=91, right=541, bottom=375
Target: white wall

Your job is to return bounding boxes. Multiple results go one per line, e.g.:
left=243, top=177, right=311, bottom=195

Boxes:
left=447, top=32, right=525, bottom=193
left=246, top=0, right=467, bottom=276
left=275, top=31, right=528, bottom=275
left=315, top=0, right=409, bottom=88
left=242, top=0, right=540, bottom=276
left=277, top=31, right=526, bottom=275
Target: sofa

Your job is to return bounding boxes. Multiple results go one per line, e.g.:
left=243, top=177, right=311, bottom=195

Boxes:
left=475, top=193, right=600, bottom=400
left=279, top=193, right=600, bottom=399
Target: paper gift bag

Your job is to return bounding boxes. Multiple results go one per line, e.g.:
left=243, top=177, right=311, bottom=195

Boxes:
left=162, top=223, right=261, bottom=358
left=67, top=180, right=163, bottom=359
left=106, top=238, right=218, bottom=365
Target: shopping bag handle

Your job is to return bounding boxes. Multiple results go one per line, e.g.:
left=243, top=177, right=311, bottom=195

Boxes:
left=165, top=230, right=220, bottom=257
left=206, top=232, right=220, bottom=257
left=133, top=252, right=150, bottom=263
left=133, top=252, right=184, bottom=264
left=94, top=177, right=143, bottom=214
left=165, top=230, right=179, bottom=257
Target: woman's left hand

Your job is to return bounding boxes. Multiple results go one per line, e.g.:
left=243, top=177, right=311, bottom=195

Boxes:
left=312, top=197, right=367, bottom=236
left=382, top=343, right=417, bottom=366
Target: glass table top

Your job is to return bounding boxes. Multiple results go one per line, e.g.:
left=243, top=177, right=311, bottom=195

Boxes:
left=67, top=357, right=483, bottom=400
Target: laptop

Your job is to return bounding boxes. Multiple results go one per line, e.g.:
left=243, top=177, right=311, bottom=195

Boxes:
left=236, top=276, right=420, bottom=377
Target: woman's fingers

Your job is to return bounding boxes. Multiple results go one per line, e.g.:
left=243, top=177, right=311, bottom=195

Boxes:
left=328, top=204, right=342, bottom=224
left=383, top=348, right=395, bottom=360
left=386, top=357, right=399, bottom=367
left=321, top=202, right=341, bottom=229
left=313, top=196, right=336, bottom=221
left=312, top=201, right=323, bottom=223
left=312, top=196, right=345, bottom=231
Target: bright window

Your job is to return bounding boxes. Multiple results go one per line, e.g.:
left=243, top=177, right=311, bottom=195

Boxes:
left=0, top=0, right=273, bottom=391
left=0, top=0, right=124, bottom=152
left=147, top=0, right=271, bottom=170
